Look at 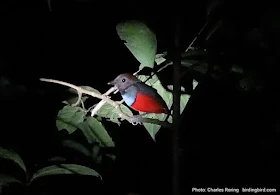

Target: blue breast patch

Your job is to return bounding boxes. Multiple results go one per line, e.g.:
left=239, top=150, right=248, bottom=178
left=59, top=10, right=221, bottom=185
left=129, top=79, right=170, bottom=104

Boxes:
left=121, top=86, right=137, bottom=106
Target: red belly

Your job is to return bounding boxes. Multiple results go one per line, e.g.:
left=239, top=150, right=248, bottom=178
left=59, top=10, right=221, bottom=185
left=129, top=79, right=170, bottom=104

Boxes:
left=131, top=92, right=168, bottom=114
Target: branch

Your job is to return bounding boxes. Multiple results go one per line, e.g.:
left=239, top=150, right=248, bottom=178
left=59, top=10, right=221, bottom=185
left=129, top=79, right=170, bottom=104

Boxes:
left=90, top=86, right=117, bottom=116
left=39, top=78, right=171, bottom=127
left=133, top=115, right=172, bottom=128
left=47, top=0, right=52, bottom=11
left=172, top=16, right=181, bottom=195
left=143, top=20, right=209, bottom=80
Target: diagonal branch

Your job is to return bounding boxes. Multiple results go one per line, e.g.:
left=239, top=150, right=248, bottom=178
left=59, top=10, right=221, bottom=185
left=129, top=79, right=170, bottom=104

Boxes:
left=40, top=78, right=171, bottom=128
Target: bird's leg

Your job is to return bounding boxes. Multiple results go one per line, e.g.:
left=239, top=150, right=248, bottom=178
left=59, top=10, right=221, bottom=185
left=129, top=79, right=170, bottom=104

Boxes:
left=128, top=113, right=149, bottom=125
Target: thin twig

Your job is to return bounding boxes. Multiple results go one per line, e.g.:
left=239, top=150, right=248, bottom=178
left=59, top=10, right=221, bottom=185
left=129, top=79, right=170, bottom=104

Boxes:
left=72, top=91, right=82, bottom=106
left=185, top=20, right=208, bottom=52
left=142, top=20, right=208, bottom=83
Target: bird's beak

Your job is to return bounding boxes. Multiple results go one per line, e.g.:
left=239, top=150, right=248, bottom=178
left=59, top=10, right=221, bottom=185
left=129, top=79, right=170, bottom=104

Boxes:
left=107, top=80, right=115, bottom=85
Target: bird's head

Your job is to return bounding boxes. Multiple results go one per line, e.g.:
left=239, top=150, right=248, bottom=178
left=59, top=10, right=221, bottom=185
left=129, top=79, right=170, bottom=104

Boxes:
left=108, top=73, right=139, bottom=91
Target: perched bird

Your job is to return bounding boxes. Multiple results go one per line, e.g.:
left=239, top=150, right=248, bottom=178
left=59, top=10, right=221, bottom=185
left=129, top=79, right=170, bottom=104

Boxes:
left=108, top=73, right=169, bottom=114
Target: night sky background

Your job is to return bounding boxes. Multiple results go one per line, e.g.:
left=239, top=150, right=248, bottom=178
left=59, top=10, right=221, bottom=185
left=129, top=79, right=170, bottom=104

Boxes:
left=2, top=0, right=280, bottom=194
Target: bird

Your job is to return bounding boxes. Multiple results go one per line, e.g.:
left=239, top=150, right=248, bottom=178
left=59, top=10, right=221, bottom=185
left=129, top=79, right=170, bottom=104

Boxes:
left=108, top=73, right=170, bottom=114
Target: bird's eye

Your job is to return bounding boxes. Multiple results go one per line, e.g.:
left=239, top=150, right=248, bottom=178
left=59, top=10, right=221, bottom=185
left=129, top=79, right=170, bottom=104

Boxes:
left=122, top=78, right=126, bottom=82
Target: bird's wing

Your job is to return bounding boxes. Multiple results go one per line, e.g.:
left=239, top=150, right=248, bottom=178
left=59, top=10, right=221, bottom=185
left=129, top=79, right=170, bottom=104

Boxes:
left=134, top=82, right=168, bottom=107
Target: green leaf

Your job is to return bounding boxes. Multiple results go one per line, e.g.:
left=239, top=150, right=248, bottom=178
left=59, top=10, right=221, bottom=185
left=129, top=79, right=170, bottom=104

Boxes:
left=141, top=113, right=167, bottom=141
left=78, top=117, right=115, bottom=147
left=56, top=105, right=86, bottom=133
left=96, top=102, right=133, bottom=125
left=65, top=86, right=100, bottom=105
left=193, top=79, right=199, bottom=89
left=116, top=20, right=157, bottom=69
left=0, top=147, right=26, bottom=174
left=167, top=79, right=199, bottom=124
left=0, top=174, right=23, bottom=185
left=137, top=75, right=159, bottom=86
left=47, top=156, right=66, bottom=163
left=76, top=120, right=95, bottom=144
left=155, top=52, right=167, bottom=65
left=137, top=75, right=171, bottom=141
left=63, top=96, right=89, bottom=105
left=62, top=140, right=91, bottom=157
left=137, top=75, right=199, bottom=140
left=80, top=86, right=101, bottom=94
left=29, top=164, right=102, bottom=185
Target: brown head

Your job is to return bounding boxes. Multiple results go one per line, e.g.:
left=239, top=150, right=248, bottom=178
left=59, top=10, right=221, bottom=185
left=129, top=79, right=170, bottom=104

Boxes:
left=108, top=73, right=140, bottom=92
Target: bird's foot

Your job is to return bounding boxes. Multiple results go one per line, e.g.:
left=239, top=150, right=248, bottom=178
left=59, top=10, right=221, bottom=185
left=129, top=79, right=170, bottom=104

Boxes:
left=129, top=115, right=143, bottom=125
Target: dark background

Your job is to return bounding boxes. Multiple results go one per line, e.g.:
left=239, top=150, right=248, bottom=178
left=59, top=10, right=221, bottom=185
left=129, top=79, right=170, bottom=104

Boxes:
left=2, top=0, right=280, bottom=194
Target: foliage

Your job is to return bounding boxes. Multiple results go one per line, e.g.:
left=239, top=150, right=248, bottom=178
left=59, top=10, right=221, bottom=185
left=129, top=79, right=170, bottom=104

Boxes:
left=52, top=16, right=263, bottom=143
left=4, top=1, right=277, bottom=193
left=51, top=20, right=201, bottom=143
left=3, top=19, right=194, bottom=192
left=116, top=20, right=157, bottom=70
left=0, top=147, right=102, bottom=190
left=2, top=13, right=262, bottom=188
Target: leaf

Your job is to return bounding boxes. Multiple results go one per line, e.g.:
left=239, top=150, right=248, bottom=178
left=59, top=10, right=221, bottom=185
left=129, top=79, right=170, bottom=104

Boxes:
left=47, top=156, right=66, bottom=163
left=141, top=113, right=167, bottom=141
left=96, top=102, right=133, bottom=125
left=63, top=96, right=89, bottom=105
left=65, top=86, right=100, bottom=105
left=116, top=20, right=157, bottom=69
left=193, top=79, right=199, bottom=89
left=167, top=85, right=187, bottom=93
left=137, top=75, right=199, bottom=140
left=0, top=147, right=26, bottom=174
left=76, top=120, right=95, bottom=144
left=137, top=75, right=158, bottom=86
left=0, top=174, right=23, bottom=185
left=137, top=75, right=171, bottom=141
left=167, top=79, right=199, bottom=123
left=144, top=81, right=171, bottom=140
left=56, top=105, right=86, bottom=133
left=62, top=140, right=91, bottom=157
left=155, top=52, right=167, bottom=65
left=180, top=94, right=191, bottom=114
left=29, top=164, right=102, bottom=185
left=80, top=86, right=101, bottom=94
left=78, top=117, right=115, bottom=147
